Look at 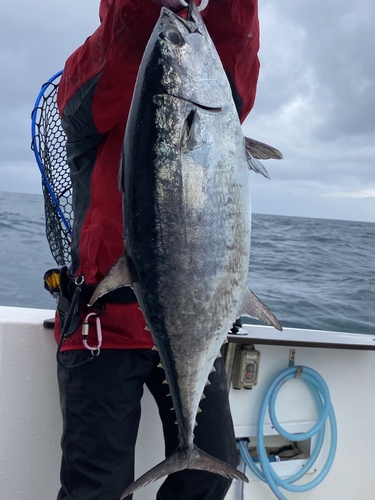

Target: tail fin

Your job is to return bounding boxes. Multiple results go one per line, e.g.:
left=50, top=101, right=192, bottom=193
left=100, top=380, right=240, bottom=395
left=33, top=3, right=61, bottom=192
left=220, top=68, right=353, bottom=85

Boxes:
left=120, top=444, right=248, bottom=499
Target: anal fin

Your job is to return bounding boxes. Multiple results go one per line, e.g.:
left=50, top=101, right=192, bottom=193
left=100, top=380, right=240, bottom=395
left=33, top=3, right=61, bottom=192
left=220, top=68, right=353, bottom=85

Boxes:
left=240, top=288, right=282, bottom=331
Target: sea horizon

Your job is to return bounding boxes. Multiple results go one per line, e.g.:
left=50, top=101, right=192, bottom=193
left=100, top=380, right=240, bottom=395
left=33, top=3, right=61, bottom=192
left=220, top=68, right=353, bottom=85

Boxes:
left=1, top=191, right=374, bottom=335
left=1, top=189, right=373, bottom=225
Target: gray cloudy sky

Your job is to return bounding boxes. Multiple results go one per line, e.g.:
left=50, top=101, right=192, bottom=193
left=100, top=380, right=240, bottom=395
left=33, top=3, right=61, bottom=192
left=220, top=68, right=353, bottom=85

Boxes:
left=1, top=0, right=374, bottom=222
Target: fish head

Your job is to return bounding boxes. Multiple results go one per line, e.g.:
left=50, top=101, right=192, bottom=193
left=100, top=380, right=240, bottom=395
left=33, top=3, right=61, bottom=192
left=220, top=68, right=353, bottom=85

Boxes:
left=141, top=3, right=232, bottom=110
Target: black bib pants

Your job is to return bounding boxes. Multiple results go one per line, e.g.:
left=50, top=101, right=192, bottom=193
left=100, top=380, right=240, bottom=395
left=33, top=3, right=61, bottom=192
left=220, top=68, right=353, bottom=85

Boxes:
left=57, top=349, right=237, bottom=500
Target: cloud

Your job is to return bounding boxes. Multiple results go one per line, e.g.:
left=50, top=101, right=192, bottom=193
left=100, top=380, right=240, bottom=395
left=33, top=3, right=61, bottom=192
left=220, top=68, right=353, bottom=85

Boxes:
left=267, top=0, right=375, bottom=142
left=0, top=161, right=43, bottom=194
left=0, top=0, right=374, bottom=222
left=240, top=0, right=375, bottom=222
left=323, top=189, right=375, bottom=199
left=0, top=0, right=102, bottom=238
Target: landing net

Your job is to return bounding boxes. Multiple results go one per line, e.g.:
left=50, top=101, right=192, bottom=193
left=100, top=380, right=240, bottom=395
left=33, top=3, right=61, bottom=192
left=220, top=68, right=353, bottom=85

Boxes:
left=31, top=70, right=72, bottom=266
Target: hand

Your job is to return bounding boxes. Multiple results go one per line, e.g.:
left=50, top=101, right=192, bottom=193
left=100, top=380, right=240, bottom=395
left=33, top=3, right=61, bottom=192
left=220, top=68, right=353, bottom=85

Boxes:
left=152, top=0, right=184, bottom=11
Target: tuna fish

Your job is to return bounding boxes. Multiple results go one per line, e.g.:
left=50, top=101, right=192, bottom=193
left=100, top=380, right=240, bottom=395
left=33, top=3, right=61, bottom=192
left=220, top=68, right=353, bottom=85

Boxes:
left=89, top=2, right=282, bottom=497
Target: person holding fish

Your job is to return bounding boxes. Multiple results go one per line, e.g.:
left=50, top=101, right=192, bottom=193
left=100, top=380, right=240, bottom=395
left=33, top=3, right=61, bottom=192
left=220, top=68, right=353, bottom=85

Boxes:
left=55, top=0, right=264, bottom=499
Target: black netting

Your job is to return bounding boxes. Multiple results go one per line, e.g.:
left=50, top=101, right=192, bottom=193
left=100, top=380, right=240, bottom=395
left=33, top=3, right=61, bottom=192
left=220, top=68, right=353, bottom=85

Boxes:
left=32, top=75, right=72, bottom=266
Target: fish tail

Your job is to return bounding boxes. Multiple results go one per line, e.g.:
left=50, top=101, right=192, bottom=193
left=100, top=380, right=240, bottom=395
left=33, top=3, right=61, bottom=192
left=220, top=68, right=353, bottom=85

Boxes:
left=120, top=444, right=248, bottom=498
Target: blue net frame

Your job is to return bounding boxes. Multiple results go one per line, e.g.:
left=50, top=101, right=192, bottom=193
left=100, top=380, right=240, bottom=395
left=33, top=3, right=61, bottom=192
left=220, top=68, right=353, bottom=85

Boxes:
left=31, top=70, right=72, bottom=266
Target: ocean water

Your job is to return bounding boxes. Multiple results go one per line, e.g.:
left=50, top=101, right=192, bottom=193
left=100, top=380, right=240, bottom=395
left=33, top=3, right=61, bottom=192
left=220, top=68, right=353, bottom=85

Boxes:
left=0, top=191, right=56, bottom=311
left=0, top=191, right=374, bottom=334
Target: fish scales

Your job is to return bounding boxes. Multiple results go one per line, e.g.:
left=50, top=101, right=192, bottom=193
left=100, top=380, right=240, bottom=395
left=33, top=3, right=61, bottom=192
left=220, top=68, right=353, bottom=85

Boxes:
left=89, top=3, right=282, bottom=497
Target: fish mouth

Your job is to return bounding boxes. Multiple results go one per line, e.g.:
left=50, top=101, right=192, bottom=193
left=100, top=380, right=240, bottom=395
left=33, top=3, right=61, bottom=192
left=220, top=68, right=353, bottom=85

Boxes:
left=173, top=94, right=222, bottom=113
left=187, top=100, right=222, bottom=113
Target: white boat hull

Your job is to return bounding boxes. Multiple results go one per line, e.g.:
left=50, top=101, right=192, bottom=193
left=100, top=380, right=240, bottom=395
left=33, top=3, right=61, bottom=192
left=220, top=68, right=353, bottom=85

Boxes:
left=1, top=306, right=374, bottom=499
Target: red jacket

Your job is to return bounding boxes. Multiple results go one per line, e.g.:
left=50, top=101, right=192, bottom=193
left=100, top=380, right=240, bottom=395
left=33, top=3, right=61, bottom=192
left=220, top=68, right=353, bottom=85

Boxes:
left=56, top=0, right=260, bottom=350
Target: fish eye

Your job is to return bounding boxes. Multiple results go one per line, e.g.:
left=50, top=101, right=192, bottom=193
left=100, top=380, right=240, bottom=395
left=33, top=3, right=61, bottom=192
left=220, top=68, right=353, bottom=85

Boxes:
left=162, top=26, right=185, bottom=46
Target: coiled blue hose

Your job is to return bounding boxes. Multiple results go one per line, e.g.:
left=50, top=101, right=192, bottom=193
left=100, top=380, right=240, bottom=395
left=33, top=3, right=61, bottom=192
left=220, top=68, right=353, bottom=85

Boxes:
left=238, top=366, right=337, bottom=500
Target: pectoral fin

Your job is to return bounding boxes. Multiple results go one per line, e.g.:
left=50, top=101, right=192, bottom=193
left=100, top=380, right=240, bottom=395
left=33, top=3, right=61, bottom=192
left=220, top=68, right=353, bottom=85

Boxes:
left=240, top=288, right=282, bottom=331
left=245, top=137, right=283, bottom=160
left=245, top=137, right=283, bottom=179
left=182, top=109, right=204, bottom=151
left=88, top=254, right=133, bottom=306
